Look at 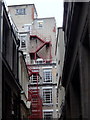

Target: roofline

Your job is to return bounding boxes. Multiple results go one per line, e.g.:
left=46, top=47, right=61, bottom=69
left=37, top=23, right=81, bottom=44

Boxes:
left=8, top=3, right=35, bottom=7
left=34, top=17, right=56, bottom=20
left=8, top=4, right=38, bottom=16
left=55, top=27, right=63, bottom=55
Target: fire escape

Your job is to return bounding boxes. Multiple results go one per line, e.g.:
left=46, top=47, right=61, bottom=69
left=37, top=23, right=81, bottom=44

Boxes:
left=27, top=30, right=52, bottom=119
left=28, top=66, right=42, bottom=119
left=29, top=30, right=52, bottom=63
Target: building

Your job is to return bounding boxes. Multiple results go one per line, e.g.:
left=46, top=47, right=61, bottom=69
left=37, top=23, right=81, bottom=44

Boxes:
left=27, top=17, right=57, bottom=119
left=30, top=17, right=56, bottom=61
left=0, top=1, right=31, bottom=120
left=8, top=4, right=38, bottom=33
left=1, top=2, right=21, bottom=120
left=18, top=51, right=30, bottom=119
left=55, top=27, right=65, bottom=119
left=26, top=17, right=58, bottom=119
left=62, top=2, right=90, bottom=119
left=8, top=4, right=58, bottom=119
left=28, top=17, right=57, bottom=119
left=8, top=4, right=38, bottom=61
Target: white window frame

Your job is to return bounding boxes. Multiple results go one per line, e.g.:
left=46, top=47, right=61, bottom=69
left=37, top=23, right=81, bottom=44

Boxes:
left=43, top=88, right=52, bottom=104
left=43, top=69, right=52, bottom=83
left=44, top=111, right=53, bottom=120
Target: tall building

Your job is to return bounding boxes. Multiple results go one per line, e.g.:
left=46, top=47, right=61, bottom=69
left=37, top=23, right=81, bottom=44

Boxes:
left=1, top=2, right=21, bottom=119
left=30, top=17, right=56, bottom=61
left=0, top=1, right=30, bottom=120
left=8, top=3, right=58, bottom=119
left=28, top=17, right=57, bottom=119
left=62, top=1, right=90, bottom=119
left=55, top=27, right=65, bottom=119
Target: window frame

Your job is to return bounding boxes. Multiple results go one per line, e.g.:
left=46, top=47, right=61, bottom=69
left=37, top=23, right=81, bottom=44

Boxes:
left=37, top=20, right=43, bottom=28
left=44, top=111, right=53, bottom=120
left=43, top=69, right=52, bottom=83
left=21, top=39, right=26, bottom=48
left=43, top=88, right=52, bottom=104
left=16, top=8, right=26, bottom=15
left=20, top=35, right=27, bottom=48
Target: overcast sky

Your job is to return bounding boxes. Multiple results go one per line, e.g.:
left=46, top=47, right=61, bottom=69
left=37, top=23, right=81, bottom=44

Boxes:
left=5, top=0, right=64, bottom=27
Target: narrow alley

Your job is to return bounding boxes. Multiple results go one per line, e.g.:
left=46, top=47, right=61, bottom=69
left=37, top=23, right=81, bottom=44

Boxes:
left=0, top=0, right=90, bottom=120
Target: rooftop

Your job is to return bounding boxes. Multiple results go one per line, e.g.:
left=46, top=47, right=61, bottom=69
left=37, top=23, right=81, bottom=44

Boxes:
left=8, top=3, right=38, bottom=16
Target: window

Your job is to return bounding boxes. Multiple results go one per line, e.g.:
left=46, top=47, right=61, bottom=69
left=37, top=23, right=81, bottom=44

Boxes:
left=57, top=92, right=58, bottom=104
left=56, top=88, right=58, bottom=104
left=43, top=89, right=52, bottom=103
left=38, top=22, right=43, bottom=27
left=44, top=111, right=53, bottom=120
left=43, top=69, right=52, bottom=83
left=20, top=36, right=26, bottom=48
left=56, top=110, right=59, bottom=118
left=37, top=20, right=43, bottom=28
left=24, top=24, right=31, bottom=32
left=21, top=40, right=26, bottom=48
left=36, top=58, right=43, bottom=64
left=23, top=54, right=26, bottom=59
left=16, top=8, right=26, bottom=15
left=36, top=60, right=43, bottom=64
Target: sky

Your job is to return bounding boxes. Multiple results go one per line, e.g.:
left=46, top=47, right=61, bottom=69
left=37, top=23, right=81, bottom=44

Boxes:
left=5, top=0, right=64, bottom=27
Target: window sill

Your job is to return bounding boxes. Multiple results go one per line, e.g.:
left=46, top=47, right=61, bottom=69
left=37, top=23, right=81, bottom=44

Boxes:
left=43, top=82, right=53, bottom=84
left=43, top=103, right=53, bottom=106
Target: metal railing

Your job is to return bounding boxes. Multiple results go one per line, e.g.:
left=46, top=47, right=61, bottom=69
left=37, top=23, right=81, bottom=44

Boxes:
left=30, top=59, right=56, bottom=64
left=30, top=29, right=51, bottom=42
